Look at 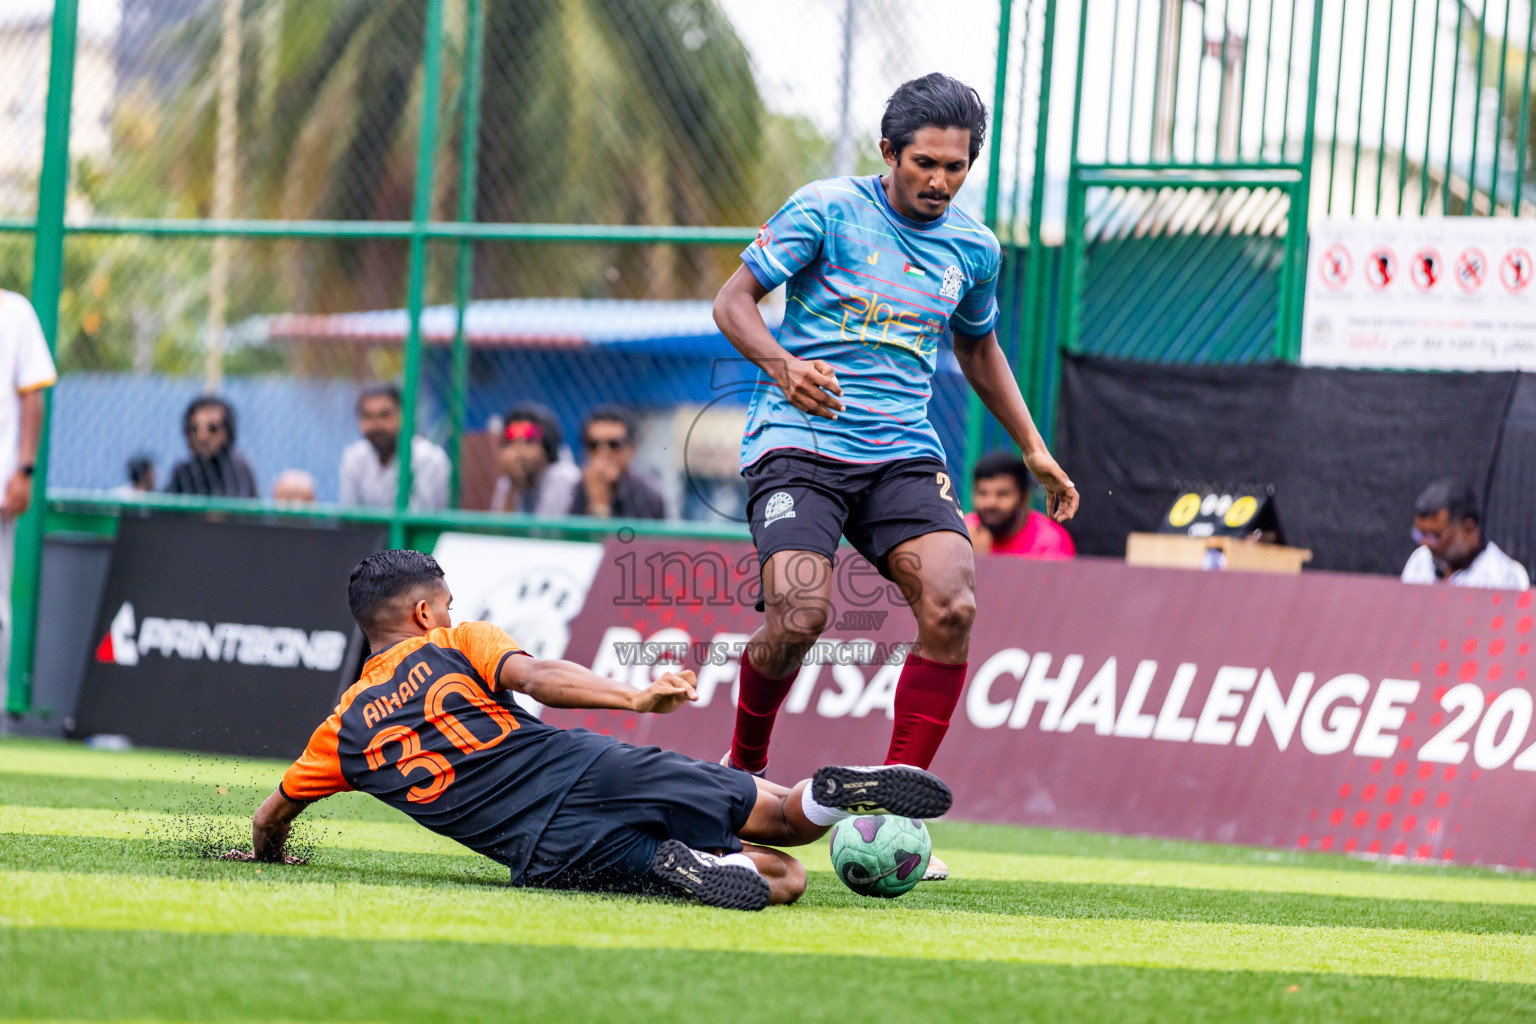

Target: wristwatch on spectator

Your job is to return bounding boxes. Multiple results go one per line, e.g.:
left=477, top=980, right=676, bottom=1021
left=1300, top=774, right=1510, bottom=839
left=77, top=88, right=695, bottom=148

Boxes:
left=17, top=463, right=34, bottom=477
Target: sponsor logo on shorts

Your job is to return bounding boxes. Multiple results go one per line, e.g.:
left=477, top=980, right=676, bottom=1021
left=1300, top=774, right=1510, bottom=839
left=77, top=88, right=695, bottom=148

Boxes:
left=940, top=265, right=964, bottom=300
left=764, top=490, right=796, bottom=526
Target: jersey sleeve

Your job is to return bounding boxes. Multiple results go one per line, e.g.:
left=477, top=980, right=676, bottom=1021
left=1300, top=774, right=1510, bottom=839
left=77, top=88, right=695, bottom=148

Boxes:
left=451, top=621, right=525, bottom=690
left=950, top=249, right=1001, bottom=338
left=279, top=714, right=351, bottom=802
left=5, top=295, right=57, bottom=393
left=740, top=184, right=827, bottom=291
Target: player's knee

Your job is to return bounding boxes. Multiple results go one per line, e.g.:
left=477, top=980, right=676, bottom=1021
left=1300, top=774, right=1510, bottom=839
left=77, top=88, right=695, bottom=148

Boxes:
left=767, top=603, right=830, bottom=648
left=768, top=857, right=808, bottom=905
left=923, top=590, right=976, bottom=638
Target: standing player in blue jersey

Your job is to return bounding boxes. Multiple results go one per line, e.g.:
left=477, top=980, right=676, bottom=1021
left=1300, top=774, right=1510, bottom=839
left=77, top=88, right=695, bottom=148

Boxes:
left=712, top=75, right=1078, bottom=876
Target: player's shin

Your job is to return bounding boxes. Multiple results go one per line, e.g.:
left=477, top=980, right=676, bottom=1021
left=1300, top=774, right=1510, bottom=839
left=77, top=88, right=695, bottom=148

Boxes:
left=728, top=648, right=796, bottom=773
left=883, top=654, right=967, bottom=770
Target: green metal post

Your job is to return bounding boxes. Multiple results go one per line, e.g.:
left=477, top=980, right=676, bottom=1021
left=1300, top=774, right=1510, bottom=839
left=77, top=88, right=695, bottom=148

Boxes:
left=1466, top=4, right=1490, bottom=214
left=1055, top=0, right=1093, bottom=358
left=965, top=0, right=1015, bottom=500
left=1278, top=0, right=1326, bottom=362
left=393, top=0, right=448, bottom=547
left=447, top=0, right=485, bottom=508
left=984, top=0, right=1014, bottom=228
left=1513, top=2, right=1535, bottom=212
left=1023, top=0, right=1060, bottom=422
left=8, top=0, right=78, bottom=716
left=1489, top=0, right=1514, bottom=212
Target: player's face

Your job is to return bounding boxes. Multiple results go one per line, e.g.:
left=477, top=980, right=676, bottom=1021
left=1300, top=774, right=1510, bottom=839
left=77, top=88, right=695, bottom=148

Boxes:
left=1413, top=509, right=1479, bottom=567
left=881, top=126, right=973, bottom=222
left=973, top=475, right=1025, bottom=533
left=499, top=436, right=545, bottom=479
left=583, top=420, right=634, bottom=475
left=358, top=396, right=402, bottom=453
left=186, top=407, right=229, bottom=458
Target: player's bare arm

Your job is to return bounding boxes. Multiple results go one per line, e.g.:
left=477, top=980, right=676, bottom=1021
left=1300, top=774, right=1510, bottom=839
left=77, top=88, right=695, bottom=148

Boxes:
left=951, top=327, right=1079, bottom=522
left=222, top=788, right=309, bottom=864
left=713, top=266, right=844, bottom=420
left=498, top=655, right=699, bottom=714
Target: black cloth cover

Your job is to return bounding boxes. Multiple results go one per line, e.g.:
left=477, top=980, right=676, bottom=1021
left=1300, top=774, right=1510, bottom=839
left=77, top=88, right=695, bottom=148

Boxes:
left=1055, top=355, right=1523, bottom=576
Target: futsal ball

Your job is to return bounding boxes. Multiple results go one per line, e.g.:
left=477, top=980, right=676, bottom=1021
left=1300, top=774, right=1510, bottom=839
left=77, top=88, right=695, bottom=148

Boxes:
left=828, top=814, right=931, bottom=898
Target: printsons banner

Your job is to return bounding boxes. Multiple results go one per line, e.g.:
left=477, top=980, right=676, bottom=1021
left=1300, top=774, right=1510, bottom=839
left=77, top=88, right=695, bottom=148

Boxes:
left=74, top=517, right=384, bottom=757
left=549, top=537, right=1536, bottom=869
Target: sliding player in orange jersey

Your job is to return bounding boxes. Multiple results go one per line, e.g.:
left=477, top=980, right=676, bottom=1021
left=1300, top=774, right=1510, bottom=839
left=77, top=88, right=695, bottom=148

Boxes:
left=226, top=549, right=952, bottom=911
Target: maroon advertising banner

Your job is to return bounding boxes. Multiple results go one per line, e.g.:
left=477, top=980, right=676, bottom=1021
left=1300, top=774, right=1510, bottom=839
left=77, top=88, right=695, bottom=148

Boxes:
left=548, top=536, right=1536, bottom=868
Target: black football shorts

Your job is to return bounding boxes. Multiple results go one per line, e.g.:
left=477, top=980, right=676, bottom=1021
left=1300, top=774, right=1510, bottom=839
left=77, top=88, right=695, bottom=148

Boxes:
left=521, top=743, right=759, bottom=893
left=743, top=450, right=970, bottom=581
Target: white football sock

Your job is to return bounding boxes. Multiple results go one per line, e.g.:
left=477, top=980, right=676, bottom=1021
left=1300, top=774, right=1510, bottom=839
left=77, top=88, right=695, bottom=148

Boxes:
left=719, top=852, right=760, bottom=874
left=800, top=785, right=852, bottom=826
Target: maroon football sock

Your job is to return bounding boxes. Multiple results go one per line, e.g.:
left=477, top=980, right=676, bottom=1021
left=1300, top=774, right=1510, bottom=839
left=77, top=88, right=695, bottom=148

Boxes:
left=884, top=654, right=968, bottom=770
left=729, top=650, right=797, bottom=773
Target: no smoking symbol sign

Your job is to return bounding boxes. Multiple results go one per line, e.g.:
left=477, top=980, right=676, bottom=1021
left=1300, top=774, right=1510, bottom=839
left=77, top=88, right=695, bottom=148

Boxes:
left=1365, top=248, right=1395, bottom=289
left=1319, top=244, right=1351, bottom=289
left=1502, top=249, right=1532, bottom=291
left=1456, top=248, right=1487, bottom=291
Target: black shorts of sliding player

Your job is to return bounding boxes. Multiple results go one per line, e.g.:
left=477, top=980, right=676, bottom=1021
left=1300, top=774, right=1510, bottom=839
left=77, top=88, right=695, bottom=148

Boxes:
left=521, top=743, right=760, bottom=894
left=743, top=450, right=971, bottom=610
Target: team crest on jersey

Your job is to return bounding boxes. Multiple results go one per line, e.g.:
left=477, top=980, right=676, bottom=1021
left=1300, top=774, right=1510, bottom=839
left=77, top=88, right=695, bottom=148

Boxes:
left=756, top=223, right=770, bottom=247
left=764, top=490, right=796, bottom=525
left=940, top=265, right=964, bottom=300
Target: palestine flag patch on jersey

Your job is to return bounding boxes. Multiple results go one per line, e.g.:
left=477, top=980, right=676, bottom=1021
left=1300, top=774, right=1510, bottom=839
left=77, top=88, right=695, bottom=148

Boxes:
left=903, top=262, right=926, bottom=277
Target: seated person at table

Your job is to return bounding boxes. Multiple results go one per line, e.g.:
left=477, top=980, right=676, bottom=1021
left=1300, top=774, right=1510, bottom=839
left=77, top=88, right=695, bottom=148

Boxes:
left=1401, top=478, right=1528, bottom=590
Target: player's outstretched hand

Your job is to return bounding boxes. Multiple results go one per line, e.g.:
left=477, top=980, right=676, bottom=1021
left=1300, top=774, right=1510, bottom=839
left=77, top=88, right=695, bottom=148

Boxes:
left=218, top=848, right=309, bottom=865
left=778, top=358, right=845, bottom=420
left=1024, top=449, right=1080, bottom=522
left=633, top=670, right=699, bottom=714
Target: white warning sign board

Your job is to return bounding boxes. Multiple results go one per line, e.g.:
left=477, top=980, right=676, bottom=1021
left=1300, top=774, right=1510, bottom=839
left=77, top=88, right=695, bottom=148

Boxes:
left=1301, top=217, right=1536, bottom=371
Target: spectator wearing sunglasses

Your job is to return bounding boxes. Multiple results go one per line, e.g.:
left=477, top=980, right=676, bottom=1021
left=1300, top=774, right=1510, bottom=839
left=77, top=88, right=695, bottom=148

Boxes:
left=167, top=395, right=258, bottom=498
left=489, top=402, right=580, bottom=516
left=570, top=405, right=665, bottom=520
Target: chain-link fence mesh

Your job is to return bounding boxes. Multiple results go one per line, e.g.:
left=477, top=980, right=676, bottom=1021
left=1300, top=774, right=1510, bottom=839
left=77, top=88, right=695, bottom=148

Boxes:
left=10, top=0, right=1015, bottom=521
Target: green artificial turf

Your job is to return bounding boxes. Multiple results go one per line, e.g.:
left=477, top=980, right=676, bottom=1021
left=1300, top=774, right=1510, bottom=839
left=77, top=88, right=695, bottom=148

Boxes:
left=2, top=736, right=1533, bottom=1023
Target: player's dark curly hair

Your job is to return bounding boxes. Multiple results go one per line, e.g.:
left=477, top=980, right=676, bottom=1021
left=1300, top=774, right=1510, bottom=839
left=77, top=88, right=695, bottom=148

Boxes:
left=973, top=450, right=1032, bottom=495
left=348, top=549, right=447, bottom=634
left=881, top=73, right=988, bottom=165
left=1415, top=478, right=1480, bottom=525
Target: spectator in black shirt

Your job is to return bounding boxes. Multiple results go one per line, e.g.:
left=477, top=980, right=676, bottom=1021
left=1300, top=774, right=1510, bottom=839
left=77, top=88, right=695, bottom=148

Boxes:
left=166, top=395, right=257, bottom=498
left=570, top=405, right=665, bottom=519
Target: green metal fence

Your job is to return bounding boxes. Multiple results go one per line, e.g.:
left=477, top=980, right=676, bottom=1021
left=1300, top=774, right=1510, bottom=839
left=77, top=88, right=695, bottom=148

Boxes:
left=2, top=0, right=1030, bottom=717
left=18, top=0, right=1531, bottom=718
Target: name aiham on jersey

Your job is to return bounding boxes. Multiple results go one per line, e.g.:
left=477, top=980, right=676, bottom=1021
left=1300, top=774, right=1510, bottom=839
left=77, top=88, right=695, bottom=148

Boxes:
left=94, top=601, right=346, bottom=671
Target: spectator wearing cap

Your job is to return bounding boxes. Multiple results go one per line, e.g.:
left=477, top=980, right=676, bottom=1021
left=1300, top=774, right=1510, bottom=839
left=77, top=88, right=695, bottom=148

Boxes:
left=965, top=451, right=1075, bottom=559
left=570, top=405, right=665, bottom=519
left=338, top=383, right=449, bottom=511
left=1401, top=478, right=1528, bottom=590
left=167, top=395, right=258, bottom=497
left=490, top=403, right=581, bottom=516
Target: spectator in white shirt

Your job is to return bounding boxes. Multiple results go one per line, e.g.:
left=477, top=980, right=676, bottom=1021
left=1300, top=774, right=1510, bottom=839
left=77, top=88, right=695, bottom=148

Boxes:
left=0, top=290, right=58, bottom=679
left=1401, top=479, right=1529, bottom=591
left=338, top=383, right=449, bottom=510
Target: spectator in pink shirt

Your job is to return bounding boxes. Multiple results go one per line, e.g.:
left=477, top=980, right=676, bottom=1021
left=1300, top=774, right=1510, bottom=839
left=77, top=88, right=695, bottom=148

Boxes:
left=965, top=451, right=1076, bottom=559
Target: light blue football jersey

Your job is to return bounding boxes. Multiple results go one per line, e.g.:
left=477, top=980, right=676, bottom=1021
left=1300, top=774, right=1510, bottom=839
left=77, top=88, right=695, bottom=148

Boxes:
left=738, top=174, right=1001, bottom=469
